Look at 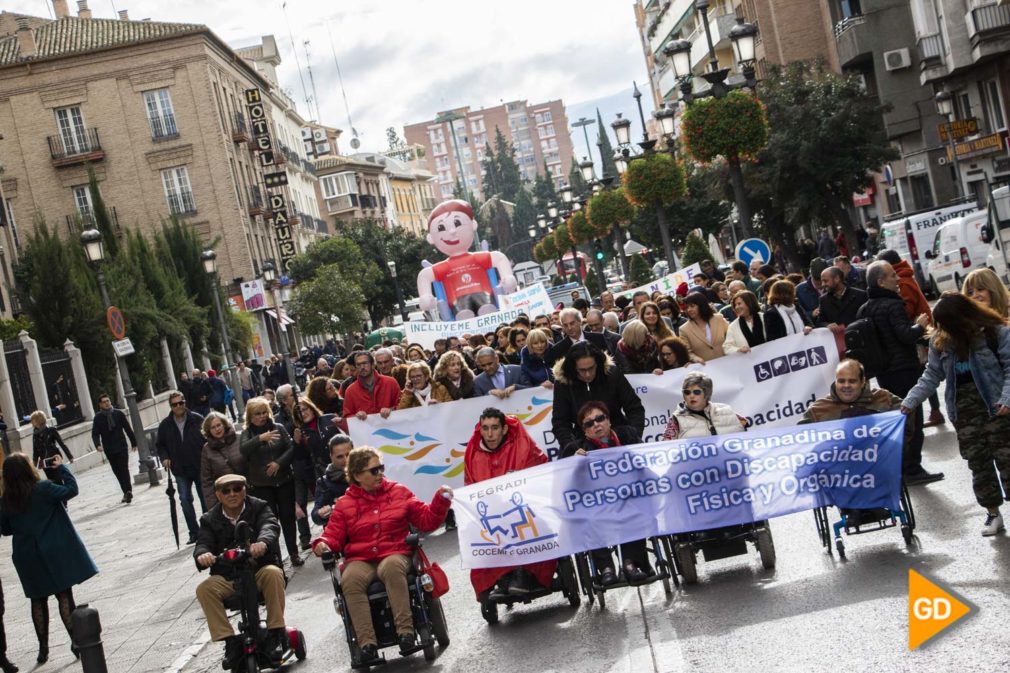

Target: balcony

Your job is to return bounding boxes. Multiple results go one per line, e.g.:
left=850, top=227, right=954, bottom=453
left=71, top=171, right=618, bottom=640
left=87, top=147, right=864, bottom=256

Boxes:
left=247, top=185, right=264, bottom=216
left=325, top=193, right=358, bottom=214
left=150, top=114, right=179, bottom=141
left=649, top=0, right=693, bottom=55
left=65, top=206, right=121, bottom=235
left=232, top=112, right=249, bottom=143
left=833, top=14, right=874, bottom=68
left=314, top=217, right=328, bottom=233
left=967, top=2, right=1010, bottom=61
left=916, top=33, right=943, bottom=65
left=167, top=191, right=197, bottom=216
left=686, top=11, right=739, bottom=72
left=47, top=128, right=105, bottom=167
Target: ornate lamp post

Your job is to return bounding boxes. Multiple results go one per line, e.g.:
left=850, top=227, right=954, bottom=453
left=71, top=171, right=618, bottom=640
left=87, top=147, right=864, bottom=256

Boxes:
left=387, top=260, right=407, bottom=322
left=80, top=228, right=159, bottom=486
left=201, top=249, right=244, bottom=414
left=935, top=90, right=964, bottom=198
left=261, top=260, right=296, bottom=388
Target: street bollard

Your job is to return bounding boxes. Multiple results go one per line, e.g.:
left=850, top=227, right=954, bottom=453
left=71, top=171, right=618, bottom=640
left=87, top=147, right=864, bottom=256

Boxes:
left=71, top=604, right=108, bottom=673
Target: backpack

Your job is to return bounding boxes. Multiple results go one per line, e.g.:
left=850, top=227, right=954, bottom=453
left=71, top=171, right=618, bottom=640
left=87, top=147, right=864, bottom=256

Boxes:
left=845, top=305, right=888, bottom=379
left=223, top=385, right=234, bottom=405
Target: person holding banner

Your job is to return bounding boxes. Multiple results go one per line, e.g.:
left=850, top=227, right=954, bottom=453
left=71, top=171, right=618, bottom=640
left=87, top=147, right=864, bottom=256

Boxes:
left=564, top=401, right=651, bottom=585
left=616, top=321, right=663, bottom=375
left=397, top=362, right=452, bottom=409
left=518, top=329, right=555, bottom=389
left=463, top=408, right=558, bottom=598
left=473, top=348, right=528, bottom=399
left=552, top=342, right=645, bottom=457
left=901, top=294, right=1010, bottom=536
left=433, top=351, right=476, bottom=400
left=679, top=292, right=730, bottom=362
left=723, top=291, right=767, bottom=355
left=343, top=351, right=400, bottom=421
left=663, top=373, right=746, bottom=440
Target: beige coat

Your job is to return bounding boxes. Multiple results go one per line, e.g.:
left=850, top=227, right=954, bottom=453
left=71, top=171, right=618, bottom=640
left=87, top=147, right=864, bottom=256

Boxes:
left=680, top=314, right=729, bottom=361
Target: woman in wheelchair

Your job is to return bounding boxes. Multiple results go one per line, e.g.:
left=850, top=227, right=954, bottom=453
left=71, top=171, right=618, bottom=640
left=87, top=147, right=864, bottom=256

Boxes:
left=563, top=401, right=651, bottom=585
left=312, top=447, right=452, bottom=662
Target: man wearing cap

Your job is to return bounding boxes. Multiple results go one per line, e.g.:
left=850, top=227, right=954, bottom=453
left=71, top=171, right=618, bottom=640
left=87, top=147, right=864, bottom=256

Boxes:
left=416, top=199, right=518, bottom=320
left=194, top=474, right=288, bottom=668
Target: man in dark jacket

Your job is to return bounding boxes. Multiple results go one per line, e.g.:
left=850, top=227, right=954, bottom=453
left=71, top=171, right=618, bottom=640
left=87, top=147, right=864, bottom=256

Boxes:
left=90, top=393, right=137, bottom=503
left=796, top=258, right=827, bottom=320
left=206, top=369, right=228, bottom=414
left=859, top=262, right=943, bottom=485
left=818, top=267, right=867, bottom=327
left=550, top=342, right=645, bottom=458
left=189, top=370, right=213, bottom=417
left=311, top=435, right=350, bottom=525
left=194, top=474, right=287, bottom=667
left=546, top=308, right=626, bottom=370
left=156, top=391, right=207, bottom=543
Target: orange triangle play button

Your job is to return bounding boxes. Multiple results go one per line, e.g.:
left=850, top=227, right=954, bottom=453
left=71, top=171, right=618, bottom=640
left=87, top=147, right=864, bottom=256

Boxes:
left=908, top=569, right=975, bottom=650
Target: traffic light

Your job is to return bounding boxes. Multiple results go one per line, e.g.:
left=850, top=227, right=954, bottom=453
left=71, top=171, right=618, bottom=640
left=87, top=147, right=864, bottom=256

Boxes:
left=594, top=240, right=605, bottom=261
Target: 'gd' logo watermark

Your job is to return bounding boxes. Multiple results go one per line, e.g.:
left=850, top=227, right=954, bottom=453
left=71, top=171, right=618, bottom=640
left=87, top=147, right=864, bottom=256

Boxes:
left=908, top=569, right=976, bottom=650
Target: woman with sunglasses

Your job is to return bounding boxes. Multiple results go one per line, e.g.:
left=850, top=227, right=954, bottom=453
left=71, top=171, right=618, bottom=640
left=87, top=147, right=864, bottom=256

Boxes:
left=199, top=411, right=247, bottom=508
left=564, top=401, right=651, bottom=586
left=312, top=447, right=452, bottom=663
left=240, top=397, right=303, bottom=566
left=663, top=372, right=746, bottom=439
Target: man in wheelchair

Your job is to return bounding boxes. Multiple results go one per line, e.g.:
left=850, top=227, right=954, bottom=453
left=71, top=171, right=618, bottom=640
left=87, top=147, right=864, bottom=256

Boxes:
left=194, top=474, right=288, bottom=669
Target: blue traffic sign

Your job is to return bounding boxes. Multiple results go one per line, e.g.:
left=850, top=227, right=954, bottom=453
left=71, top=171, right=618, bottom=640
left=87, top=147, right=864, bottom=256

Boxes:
left=735, top=238, right=772, bottom=267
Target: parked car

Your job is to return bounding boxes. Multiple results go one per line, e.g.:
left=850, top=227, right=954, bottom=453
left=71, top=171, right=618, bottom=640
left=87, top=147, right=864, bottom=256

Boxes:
left=924, top=210, right=990, bottom=294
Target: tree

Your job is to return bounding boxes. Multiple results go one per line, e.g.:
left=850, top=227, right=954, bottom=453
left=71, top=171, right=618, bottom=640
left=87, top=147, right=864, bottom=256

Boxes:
left=511, top=188, right=537, bottom=252
left=533, top=162, right=558, bottom=214
left=584, top=266, right=601, bottom=297
left=623, top=152, right=687, bottom=269
left=751, top=60, right=899, bottom=264
left=288, top=264, right=366, bottom=338
left=628, top=254, right=653, bottom=286
left=681, top=232, right=716, bottom=267
left=596, top=108, right=618, bottom=181
left=568, top=156, right=589, bottom=199
left=492, top=127, right=522, bottom=201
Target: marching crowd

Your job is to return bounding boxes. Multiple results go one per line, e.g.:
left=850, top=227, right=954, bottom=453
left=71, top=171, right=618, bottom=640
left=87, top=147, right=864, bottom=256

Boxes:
left=0, top=245, right=1005, bottom=670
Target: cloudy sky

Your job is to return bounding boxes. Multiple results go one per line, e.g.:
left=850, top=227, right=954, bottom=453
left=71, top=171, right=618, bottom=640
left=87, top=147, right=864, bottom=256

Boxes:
left=11, top=0, right=653, bottom=161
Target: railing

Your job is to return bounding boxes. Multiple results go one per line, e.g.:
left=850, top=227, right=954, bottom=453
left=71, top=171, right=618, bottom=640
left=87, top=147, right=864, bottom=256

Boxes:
left=65, top=206, right=121, bottom=235
left=248, top=185, right=264, bottom=215
left=833, top=14, right=866, bottom=39
left=917, top=33, right=944, bottom=64
left=47, top=128, right=103, bottom=163
left=150, top=114, right=179, bottom=141
left=40, top=349, right=83, bottom=429
left=4, top=342, right=34, bottom=426
left=167, top=191, right=197, bottom=216
left=232, top=112, right=249, bottom=142
left=314, top=217, right=328, bottom=232
left=969, top=2, right=1010, bottom=37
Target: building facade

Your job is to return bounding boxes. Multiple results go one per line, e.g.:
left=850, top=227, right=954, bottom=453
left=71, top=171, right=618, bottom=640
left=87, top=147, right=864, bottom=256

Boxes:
left=313, top=153, right=393, bottom=229
left=403, top=98, right=574, bottom=202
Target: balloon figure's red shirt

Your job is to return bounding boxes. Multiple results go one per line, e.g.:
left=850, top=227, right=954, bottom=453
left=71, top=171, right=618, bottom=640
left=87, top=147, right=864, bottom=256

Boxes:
left=431, top=251, right=495, bottom=314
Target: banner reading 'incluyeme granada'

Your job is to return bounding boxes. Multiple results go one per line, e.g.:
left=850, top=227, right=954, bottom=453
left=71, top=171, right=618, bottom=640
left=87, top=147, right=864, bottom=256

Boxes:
left=453, top=412, right=905, bottom=569
left=347, top=330, right=839, bottom=499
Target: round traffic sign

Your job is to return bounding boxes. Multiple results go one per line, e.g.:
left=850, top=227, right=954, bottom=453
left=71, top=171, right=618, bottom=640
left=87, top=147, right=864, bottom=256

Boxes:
left=735, top=238, right=772, bottom=267
left=106, top=306, right=126, bottom=340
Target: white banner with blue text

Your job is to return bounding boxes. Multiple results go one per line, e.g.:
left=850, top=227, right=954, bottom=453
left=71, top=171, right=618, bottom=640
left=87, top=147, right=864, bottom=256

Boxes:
left=347, top=330, right=839, bottom=498
left=453, top=412, right=905, bottom=569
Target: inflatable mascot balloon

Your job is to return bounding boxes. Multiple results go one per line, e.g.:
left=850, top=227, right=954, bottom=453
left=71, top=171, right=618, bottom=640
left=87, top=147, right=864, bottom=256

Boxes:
left=417, top=199, right=517, bottom=320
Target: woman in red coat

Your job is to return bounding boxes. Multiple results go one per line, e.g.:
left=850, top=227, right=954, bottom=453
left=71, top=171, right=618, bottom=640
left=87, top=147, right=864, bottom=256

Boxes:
left=312, top=447, right=451, bottom=663
left=463, top=408, right=558, bottom=600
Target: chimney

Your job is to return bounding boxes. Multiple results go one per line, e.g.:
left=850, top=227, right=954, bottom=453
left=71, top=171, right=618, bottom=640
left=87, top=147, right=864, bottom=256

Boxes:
left=77, top=0, right=91, bottom=19
left=15, top=18, right=37, bottom=59
left=118, top=9, right=129, bottom=21
left=52, top=0, right=69, bottom=19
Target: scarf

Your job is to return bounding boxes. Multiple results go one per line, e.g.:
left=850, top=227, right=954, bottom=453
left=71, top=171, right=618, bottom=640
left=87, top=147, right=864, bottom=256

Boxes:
left=587, top=431, right=621, bottom=449
left=739, top=314, right=766, bottom=347
left=618, top=335, right=660, bottom=374
left=775, top=304, right=805, bottom=334
left=412, top=384, right=432, bottom=406
left=100, top=407, right=117, bottom=433
left=206, top=427, right=238, bottom=451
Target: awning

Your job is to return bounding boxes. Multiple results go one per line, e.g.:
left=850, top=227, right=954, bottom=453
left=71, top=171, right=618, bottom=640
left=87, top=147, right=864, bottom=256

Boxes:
left=265, top=309, right=295, bottom=326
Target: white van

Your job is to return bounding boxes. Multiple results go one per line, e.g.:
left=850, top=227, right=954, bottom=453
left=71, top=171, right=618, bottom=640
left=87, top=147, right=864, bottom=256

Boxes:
left=985, top=186, right=1010, bottom=284
left=879, top=200, right=979, bottom=292
left=923, top=210, right=990, bottom=294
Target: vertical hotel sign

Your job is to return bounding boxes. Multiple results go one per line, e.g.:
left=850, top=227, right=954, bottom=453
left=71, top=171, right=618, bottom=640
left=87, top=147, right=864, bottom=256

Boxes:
left=244, top=88, right=295, bottom=271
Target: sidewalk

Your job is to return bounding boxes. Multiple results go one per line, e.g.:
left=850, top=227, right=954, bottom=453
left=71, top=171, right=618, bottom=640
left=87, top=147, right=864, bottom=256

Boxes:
left=0, top=453, right=244, bottom=673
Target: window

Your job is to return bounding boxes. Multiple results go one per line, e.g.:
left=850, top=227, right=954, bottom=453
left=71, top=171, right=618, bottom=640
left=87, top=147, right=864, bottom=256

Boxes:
left=980, top=79, right=1005, bottom=132
left=321, top=172, right=357, bottom=199
left=470, top=118, right=485, bottom=133
left=144, top=89, right=178, bottom=140
left=72, top=185, right=94, bottom=224
left=54, top=106, right=88, bottom=154
left=161, top=166, right=196, bottom=214
left=955, top=92, right=972, bottom=121
left=3, top=200, right=20, bottom=250
left=909, top=0, right=938, bottom=36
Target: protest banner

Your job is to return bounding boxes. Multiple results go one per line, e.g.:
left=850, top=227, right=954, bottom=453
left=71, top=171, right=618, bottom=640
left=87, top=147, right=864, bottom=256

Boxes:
left=347, top=330, right=839, bottom=498
left=402, top=285, right=555, bottom=349
left=453, top=411, right=905, bottom=569
left=617, top=263, right=702, bottom=299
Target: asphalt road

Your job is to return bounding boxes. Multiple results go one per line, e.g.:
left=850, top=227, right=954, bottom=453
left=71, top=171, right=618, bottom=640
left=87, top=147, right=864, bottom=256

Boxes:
left=0, top=413, right=1007, bottom=673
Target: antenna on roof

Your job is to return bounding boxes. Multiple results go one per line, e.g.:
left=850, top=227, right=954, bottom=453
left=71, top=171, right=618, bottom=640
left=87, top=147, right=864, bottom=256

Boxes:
left=303, top=40, right=321, bottom=123
left=326, top=18, right=360, bottom=149
left=280, top=1, right=311, bottom=119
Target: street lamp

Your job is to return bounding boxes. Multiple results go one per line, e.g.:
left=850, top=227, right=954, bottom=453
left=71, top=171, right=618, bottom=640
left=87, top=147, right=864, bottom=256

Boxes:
left=537, top=213, right=547, bottom=229
left=547, top=202, right=559, bottom=220
left=527, top=225, right=537, bottom=238
left=560, top=186, right=573, bottom=205
left=613, top=152, right=628, bottom=176
left=387, top=260, right=407, bottom=322
left=261, top=260, right=296, bottom=388
left=579, top=157, right=595, bottom=183
left=654, top=105, right=677, bottom=140
left=79, top=227, right=159, bottom=486
left=612, top=113, right=632, bottom=147
left=935, top=90, right=963, bottom=198
left=934, top=90, right=954, bottom=118
left=663, top=39, right=693, bottom=81
left=201, top=249, right=244, bottom=415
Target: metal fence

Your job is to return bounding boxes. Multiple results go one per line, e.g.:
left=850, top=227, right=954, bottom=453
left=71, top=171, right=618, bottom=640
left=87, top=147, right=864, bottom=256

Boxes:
left=40, top=349, right=83, bottom=429
left=4, top=342, right=35, bottom=426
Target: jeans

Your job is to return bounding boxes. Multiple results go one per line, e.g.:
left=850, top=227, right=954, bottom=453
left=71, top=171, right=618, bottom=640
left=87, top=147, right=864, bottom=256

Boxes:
left=175, top=473, right=207, bottom=537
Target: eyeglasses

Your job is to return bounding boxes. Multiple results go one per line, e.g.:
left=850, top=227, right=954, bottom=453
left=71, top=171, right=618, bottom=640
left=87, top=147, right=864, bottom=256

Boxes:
left=170, top=401, right=186, bottom=407
left=218, top=485, right=245, bottom=495
left=683, top=389, right=705, bottom=396
left=576, top=365, right=596, bottom=376
left=361, top=464, right=385, bottom=477
left=662, top=351, right=676, bottom=358
left=581, top=413, right=608, bottom=429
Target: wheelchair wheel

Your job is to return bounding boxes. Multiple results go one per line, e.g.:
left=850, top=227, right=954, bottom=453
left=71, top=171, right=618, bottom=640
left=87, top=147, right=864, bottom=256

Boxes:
left=558, top=557, right=581, bottom=608
left=575, top=553, right=595, bottom=606
left=418, top=624, right=436, bottom=662
left=755, top=527, right=776, bottom=570
left=245, top=654, right=259, bottom=673
left=835, top=538, right=846, bottom=560
left=480, top=597, right=498, bottom=625
left=652, top=537, right=673, bottom=595
left=428, top=596, right=450, bottom=648
left=675, top=543, right=698, bottom=584
left=294, top=629, right=307, bottom=661
left=595, top=587, right=606, bottom=610
left=901, top=523, right=914, bottom=546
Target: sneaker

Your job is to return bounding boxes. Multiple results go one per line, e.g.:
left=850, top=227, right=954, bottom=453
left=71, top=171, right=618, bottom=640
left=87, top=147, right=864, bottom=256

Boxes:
left=903, top=470, right=944, bottom=486
left=488, top=585, right=508, bottom=601
left=222, top=636, right=242, bottom=670
left=599, top=567, right=619, bottom=587
left=397, top=632, right=416, bottom=655
left=924, top=410, right=945, bottom=427
left=982, top=512, right=1005, bottom=537
left=623, top=563, right=649, bottom=584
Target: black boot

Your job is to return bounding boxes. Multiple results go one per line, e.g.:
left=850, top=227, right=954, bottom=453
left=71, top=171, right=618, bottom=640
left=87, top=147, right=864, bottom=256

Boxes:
left=0, top=657, right=17, bottom=673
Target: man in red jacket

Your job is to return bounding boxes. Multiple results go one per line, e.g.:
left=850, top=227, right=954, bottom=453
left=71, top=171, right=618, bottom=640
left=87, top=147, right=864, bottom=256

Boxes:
left=464, top=408, right=558, bottom=599
left=343, top=350, right=400, bottom=421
